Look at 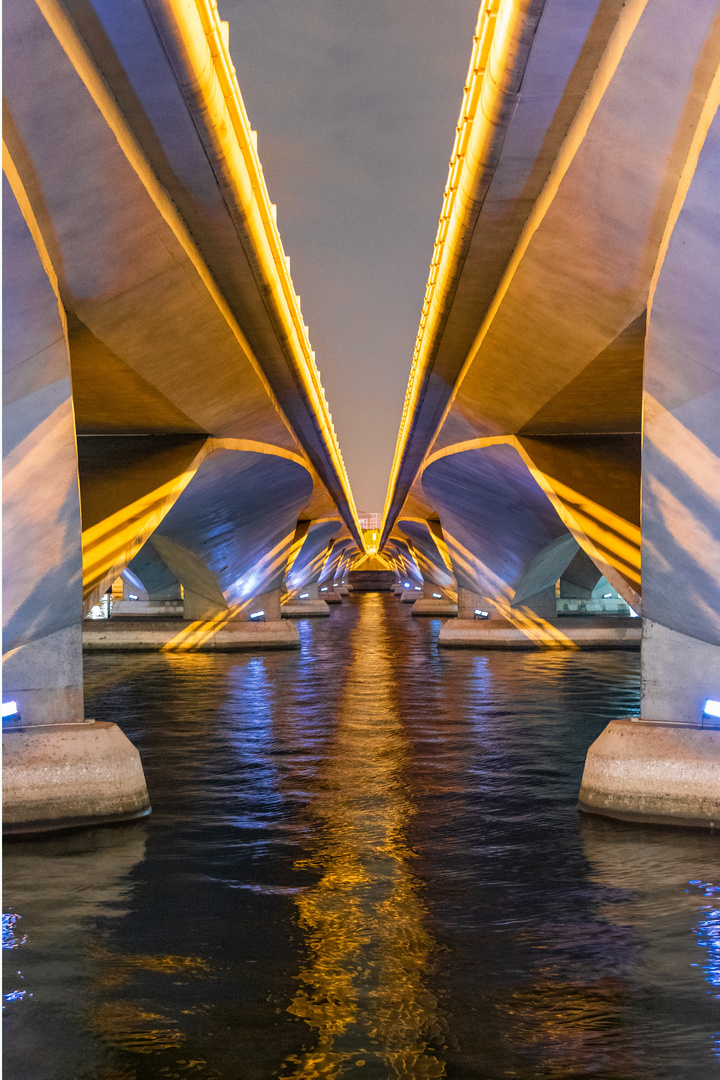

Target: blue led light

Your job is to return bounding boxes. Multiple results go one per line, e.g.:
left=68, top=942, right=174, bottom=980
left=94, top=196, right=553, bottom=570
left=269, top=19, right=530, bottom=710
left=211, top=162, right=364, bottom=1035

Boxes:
left=128, top=594, right=138, bottom=601
left=249, top=610, right=265, bottom=620
left=2, top=701, right=19, bottom=719
left=121, top=567, right=145, bottom=591
left=403, top=583, right=410, bottom=588
left=432, top=593, right=441, bottom=599
left=299, top=593, right=309, bottom=599
left=320, top=587, right=327, bottom=592
left=704, top=699, right=720, bottom=719
left=414, top=586, right=422, bottom=591
left=474, top=609, right=489, bottom=619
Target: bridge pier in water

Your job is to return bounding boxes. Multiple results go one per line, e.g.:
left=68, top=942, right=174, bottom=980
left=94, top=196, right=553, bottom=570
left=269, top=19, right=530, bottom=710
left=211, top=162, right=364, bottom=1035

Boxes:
left=2, top=171, right=151, bottom=834
left=2, top=0, right=362, bottom=834
left=580, top=105, right=720, bottom=826
left=377, top=0, right=720, bottom=827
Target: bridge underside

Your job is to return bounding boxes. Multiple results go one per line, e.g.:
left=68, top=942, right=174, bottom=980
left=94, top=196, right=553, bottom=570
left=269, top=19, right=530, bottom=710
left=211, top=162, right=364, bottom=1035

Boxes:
left=378, top=0, right=720, bottom=825
left=2, top=0, right=361, bottom=832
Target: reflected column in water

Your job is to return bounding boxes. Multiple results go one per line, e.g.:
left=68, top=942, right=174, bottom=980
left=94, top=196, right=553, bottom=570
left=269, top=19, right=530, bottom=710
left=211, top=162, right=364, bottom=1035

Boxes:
left=2, top=825, right=147, bottom=1079
left=581, top=816, right=720, bottom=1072
left=283, top=594, right=445, bottom=1078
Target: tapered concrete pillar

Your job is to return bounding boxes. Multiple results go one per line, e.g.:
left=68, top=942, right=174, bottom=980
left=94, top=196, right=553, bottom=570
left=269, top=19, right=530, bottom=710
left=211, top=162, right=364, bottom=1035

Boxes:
left=456, top=588, right=500, bottom=620
left=2, top=168, right=150, bottom=833
left=283, top=521, right=342, bottom=615
left=282, top=581, right=330, bottom=617
left=580, top=104, right=720, bottom=827
left=112, top=545, right=184, bottom=617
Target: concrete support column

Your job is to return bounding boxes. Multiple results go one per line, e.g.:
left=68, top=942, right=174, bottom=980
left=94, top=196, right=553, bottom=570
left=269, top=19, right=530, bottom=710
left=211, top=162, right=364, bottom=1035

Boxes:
left=150, top=534, right=228, bottom=621
left=2, top=167, right=149, bottom=833
left=513, top=586, right=557, bottom=619
left=112, top=554, right=184, bottom=617
left=401, top=580, right=424, bottom=603
left=456, top=588, right=501, bottom=620
left=282, top=580, right=330, bottom=617
left=580, top=105, right=720, bottom=827
left=182, top=588, right=227, bottom=621
left=234, top=588, right=282, bottom=622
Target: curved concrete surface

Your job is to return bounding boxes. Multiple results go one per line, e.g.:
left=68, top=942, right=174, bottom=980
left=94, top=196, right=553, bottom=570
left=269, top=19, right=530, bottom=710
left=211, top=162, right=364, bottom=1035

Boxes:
left=3, top=722, right=150, bottom=835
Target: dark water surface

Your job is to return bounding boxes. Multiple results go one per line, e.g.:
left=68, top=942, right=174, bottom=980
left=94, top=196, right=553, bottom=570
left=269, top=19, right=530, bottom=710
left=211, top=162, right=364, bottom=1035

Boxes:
left=4, top=593, right=719, bottom=1079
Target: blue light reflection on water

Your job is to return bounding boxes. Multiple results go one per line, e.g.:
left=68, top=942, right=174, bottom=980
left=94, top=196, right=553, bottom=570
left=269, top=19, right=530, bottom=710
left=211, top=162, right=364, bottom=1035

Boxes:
left=687, top=880, right=720, bottom=1061
left=2, top=911, right=27, bottom=950
left=2, top=912, right=32, bottom=1010
left=689, top=881, right=720, bottom=990
left=3, top=593, right=720, bottom=1078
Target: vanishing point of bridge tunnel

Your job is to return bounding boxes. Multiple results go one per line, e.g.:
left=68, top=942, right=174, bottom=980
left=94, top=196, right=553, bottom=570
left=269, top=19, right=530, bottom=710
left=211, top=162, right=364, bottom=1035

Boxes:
left=3, top=0, right=720, bottom=1076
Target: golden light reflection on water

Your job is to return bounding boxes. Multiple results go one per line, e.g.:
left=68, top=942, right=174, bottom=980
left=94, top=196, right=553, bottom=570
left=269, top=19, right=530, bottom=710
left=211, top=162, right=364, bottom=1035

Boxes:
left=283, top=594, right=445, bottom=1078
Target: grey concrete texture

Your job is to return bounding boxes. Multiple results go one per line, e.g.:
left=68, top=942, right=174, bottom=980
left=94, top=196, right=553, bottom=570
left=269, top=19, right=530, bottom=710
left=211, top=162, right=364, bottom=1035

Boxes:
left=434, top=0, right=716, bottom=453
left=2, top=0, right=363, bottom=545
left=288, top=521, right=345, bottom=591
left=78, top=436, right=209, bottom=612
left=396, top=519, right=455, bottom=590
left=3, top=176, right=84, bottom=702
left=642, top=105, right=720, bottom=650
left=382, top=0, right=658, bottom=532
left=422, top=445, right=569, bottom=603
left=511, top=534, right=583, bottom=607
left=412, top=599, right=458, bottom=617
left=579, top=719, right=720, bottom=827
left=3, top=722, right=150, bottom=834
left=439, top=618, right=642, bottom=650
left=382, top=0, right=720, bottom=648
left=83, top=618, right=300, bottom=651
left=150, top=451, right=314, bottom=617
left=641, top=621, right=720, bottom=726
left=3, top=5, right=288, bottom=446
left=2, top=626, right=84, bottom=727
left=125, top=540, right=183, bottom=601
left=401, top=591, right=421, bottom=604
left=281, top=600, right=331, bottom=618
left=111, top=600, right=184, bottom=618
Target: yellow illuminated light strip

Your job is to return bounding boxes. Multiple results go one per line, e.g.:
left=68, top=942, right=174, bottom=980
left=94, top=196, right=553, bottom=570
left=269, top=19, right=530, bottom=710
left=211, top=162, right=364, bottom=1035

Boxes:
left=81, top=438, right=315, bottom=606
left=82, top=471, right=200, bottom=600
left=191, top=0, right=363, bottom=545
left=423, top=435, right=641, bottom=600
left=380, top=0, right=503, bottom=536
left=443, top=532, right=578, bottom=648
left=35, top=0, right=362, bottom=550
left=381, top=0, right=650, bottom=543
left=161, top=530, right=296, bottom=651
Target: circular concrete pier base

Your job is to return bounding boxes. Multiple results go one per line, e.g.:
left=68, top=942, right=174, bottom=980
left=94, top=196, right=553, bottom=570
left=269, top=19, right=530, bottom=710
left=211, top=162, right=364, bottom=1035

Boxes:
left=3, top=722, right=151, bottom=835
left=579, top=719, right=720, bottom=828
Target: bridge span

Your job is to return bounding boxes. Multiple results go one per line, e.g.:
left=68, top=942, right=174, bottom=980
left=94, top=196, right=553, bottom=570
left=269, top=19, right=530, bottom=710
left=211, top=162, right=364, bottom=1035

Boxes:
left=3, top=0, right=363, bottom=831
left=377, top=0, right=720, bottom=826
